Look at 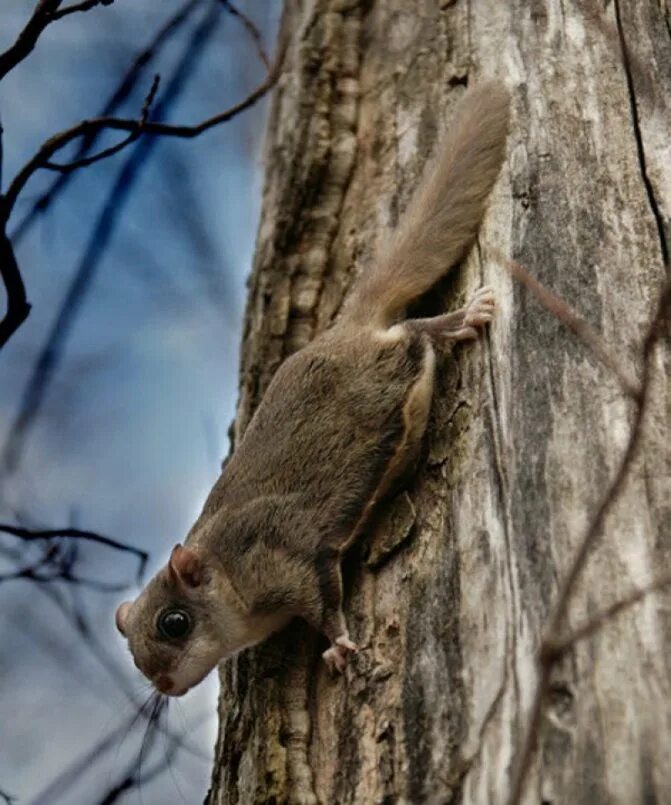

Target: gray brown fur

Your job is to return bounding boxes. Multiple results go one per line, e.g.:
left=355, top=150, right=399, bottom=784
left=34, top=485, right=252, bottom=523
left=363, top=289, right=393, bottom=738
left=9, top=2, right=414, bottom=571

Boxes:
left=342, top=81, right=510, bottom=328
left=115, top=82, right=510, bottom=691
left=194, top=328, right=430, bottom=635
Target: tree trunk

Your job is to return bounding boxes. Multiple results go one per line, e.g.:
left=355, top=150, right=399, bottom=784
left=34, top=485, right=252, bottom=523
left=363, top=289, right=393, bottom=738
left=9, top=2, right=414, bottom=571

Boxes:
left=207, top=1, right=671, bottom=803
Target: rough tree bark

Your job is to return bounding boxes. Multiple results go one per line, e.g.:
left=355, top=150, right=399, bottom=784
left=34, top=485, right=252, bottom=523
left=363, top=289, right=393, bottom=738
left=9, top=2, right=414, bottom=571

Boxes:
left=207, top=1, right=671, bottom=803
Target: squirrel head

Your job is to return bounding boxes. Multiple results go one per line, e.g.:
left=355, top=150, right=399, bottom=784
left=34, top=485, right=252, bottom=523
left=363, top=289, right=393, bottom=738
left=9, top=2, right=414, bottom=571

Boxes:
left=114, top=544, right=249, bottom=696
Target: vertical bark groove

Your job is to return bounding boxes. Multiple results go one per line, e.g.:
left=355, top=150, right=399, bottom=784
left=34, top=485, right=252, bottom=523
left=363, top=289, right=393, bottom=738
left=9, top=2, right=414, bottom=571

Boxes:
left=613, top=0, right=669, bottom=266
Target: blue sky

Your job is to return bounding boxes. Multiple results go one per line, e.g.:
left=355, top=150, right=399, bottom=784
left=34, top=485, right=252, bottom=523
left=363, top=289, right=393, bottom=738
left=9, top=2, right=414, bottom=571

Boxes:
left=0, top=1, right=280, bottom=801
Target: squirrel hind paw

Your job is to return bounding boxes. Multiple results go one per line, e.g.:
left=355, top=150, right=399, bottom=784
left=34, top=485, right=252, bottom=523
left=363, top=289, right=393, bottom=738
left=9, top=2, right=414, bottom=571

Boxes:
left=322, top=636, right=358, bottom=674
left=462, top=286, right=496, bottom=330
left=465, top=286, right=495, bottom=317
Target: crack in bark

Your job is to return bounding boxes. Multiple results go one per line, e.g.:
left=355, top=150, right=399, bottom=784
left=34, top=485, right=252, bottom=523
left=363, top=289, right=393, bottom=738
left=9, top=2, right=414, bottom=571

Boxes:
left=613, top=0, right=669, bottom=267
left=483, top=341, right=524, bottom=772
left=475, top=240, right=524, bottom=782
left=663, top=2, right=671, bottom=44
left=558, top=0, right=566, bottom=24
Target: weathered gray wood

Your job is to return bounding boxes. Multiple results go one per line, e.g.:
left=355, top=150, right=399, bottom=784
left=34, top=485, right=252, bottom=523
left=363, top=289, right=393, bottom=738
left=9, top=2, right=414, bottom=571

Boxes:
left=207, top=1, right=671, bottom=802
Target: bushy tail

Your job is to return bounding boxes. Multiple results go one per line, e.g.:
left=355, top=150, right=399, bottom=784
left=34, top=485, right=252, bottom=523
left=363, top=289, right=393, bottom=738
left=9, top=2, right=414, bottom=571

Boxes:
left=343, top=81, right=510, bottom=328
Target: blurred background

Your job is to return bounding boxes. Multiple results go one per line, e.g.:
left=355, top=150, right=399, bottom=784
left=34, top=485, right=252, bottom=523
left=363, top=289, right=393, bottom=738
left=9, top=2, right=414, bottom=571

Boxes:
left=0, top=1, right=280, bottom=802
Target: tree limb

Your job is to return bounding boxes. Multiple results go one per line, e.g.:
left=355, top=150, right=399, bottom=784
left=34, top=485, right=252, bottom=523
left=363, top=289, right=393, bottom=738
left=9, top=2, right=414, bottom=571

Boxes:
left=0, top=788, right=15, bottom=805
left=50, top=0, right=115, bottom=21
left=220, top=0, right=270, bottom=69
left=1, top=3, right=223, bottom=471
left=43, top=74, right=161, bottom=172
left=0, top=228, right=31, bottom=349
left=0, top=1, right=73, bottom=81
left=0, top=0, right=116, bottom=80
left=0, top=16, right=285, bottom=355
left=11, top=0, right=203, bottom=243
left=0, top=523, right=149, bottom=583
left=544, top=570, right=671, bottom=661
left=2, top=38, right=286, bottom=218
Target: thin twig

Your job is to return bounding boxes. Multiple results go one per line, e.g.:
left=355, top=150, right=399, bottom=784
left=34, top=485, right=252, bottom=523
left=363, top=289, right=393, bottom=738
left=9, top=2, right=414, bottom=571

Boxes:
left=507, top=280, right=671, bottom=805
left=28, top=616, right=210, bottom=804
left=0, top=569, right=134, bottom=592
left=43, top=75, right=161, bottom=172
left=1, top=3, right=222, bottom=471
left=545, top=570, right=671, bottom=661
left=0, top=0, right=62, bottom=82
left=5, top=552, right=142, bottom=597
left=0, top=228, right=31, bottom=349
left=0, top=6, right=286, bottom=358
left=30, top=706, right=162, bottom=805
left=50, top=0, right=114, bottom=20
left=0, top=788, right=15, bottom=805
left=139, top=73, right=161, bottom=123
left=493, top=249, right=641, bottom=399
left=0, top=537, right=203, bottom=760
left=12, top=0, right=203, bottom=242
left=221, top=0, right=270, bottom=69
left=2, top=39, right=286, bottom=217
left=0, top=523, right=149, bottom=583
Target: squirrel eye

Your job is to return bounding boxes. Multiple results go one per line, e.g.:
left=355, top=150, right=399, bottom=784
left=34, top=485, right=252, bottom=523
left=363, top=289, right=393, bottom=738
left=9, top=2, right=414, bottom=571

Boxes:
left=157, top=609, right=192, bottom=640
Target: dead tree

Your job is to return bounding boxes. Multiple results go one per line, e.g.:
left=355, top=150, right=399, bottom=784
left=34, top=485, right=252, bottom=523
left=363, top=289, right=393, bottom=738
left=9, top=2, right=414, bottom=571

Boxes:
left=207, top=1, right=671, bottom=803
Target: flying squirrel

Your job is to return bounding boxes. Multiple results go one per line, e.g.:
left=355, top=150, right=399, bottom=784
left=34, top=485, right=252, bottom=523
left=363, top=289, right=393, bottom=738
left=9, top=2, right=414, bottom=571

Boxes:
left=115, top=81, right=511, bottom=696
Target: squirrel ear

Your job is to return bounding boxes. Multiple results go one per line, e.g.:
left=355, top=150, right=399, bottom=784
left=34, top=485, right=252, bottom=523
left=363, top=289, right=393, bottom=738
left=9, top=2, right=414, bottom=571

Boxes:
left=168, top=544, right=203, bottom=588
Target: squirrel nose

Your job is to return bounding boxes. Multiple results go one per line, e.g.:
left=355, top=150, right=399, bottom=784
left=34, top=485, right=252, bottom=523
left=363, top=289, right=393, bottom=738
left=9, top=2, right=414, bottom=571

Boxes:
left=115, top=601, right=132, bottom=635
left=155, top=674, right=174, bottom=694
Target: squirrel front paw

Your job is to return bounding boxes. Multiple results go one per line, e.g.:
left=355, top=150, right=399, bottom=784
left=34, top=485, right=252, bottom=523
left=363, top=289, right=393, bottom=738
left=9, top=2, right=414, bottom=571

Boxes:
left=322, top=635, right=358, bottom=674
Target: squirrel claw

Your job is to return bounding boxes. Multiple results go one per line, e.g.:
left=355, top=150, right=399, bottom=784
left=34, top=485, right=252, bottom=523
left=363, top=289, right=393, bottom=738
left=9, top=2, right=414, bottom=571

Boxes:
left=464, top=286, right=496, bottom=327
left=322, top=636, right=359, bottom=674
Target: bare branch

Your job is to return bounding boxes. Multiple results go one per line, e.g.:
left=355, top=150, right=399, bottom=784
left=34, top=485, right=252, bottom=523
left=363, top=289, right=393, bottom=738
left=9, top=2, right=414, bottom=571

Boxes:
left=545, top=570, right=671, bottom=661
left=0, top=0, right=62, bottom=81
left=493, top=249, right=641, bottom=399
left=31, top=582, right=211, bottom=762
left=1, top=4, right=224, bottom=471
left=12, top=0, right=203, bottom=242
left=43, top=75, right=161, bottom=173
left=50, top=0, right=114, bottom=20
left=0, top=523, right=212, bottom=796
left=0, top=787, right=16, bottom=805
left=2, top=37, right=286, bottom=219
left=0, top=0, right=115, bottom=80
left=0, top=13, right=284, bottom=353
left=0, top=523, right=149, bottom=583
left=221, top=0, right=270, bottom=69
left=0, top=567, right=137, bottom=592
left=27, top=603, right=211, bottom=804
left=29, top=702, right=175, bottom=805
left=0, top=228, right=31, bottom=349
left=97, top=731, right=181, bottom=805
